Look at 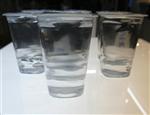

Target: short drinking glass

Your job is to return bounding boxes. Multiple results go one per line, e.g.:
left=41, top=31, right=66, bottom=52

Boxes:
left=4, top=13, right=44, bottom=74
left=98, top=13, right=146, bottom=77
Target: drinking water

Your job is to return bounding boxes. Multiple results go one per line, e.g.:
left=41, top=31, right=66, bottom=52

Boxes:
left=100, top=18, right=140, bottom=77
left=101, top=46, right=134, bottom=77
left=8, top=17, right=44, bottom=74
left=16, top=45, right=44, bottom=74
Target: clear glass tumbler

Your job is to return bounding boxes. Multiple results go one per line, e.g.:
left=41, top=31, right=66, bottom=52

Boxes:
left=3, top=13, right=44, bottom=74
left=97, top=13, right=146, bottom=77
left=38, top=13, right=93, bottom=98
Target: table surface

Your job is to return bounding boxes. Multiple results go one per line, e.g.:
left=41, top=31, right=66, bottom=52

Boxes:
left=1, top=37, right=150, bottom=114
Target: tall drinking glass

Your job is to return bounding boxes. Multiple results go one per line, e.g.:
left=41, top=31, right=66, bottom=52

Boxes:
left=97, top=13, right=146, bottom=77
left=38, top=14, right=93, bottom=98
left=3, top=13, right=44, bottom=74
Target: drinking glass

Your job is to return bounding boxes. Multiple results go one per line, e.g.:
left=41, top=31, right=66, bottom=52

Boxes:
left=38, top=13, right=93, bottom=98
left=97, top=12, right=146, bottom=77
left=3, top=13, right=44, bottom=74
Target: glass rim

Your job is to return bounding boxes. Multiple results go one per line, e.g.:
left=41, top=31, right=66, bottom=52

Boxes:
left=37, top=13, right=94, bottom=20
left=21, top=10, right=95, bottom=19
left=56, top=10, right=92, bottom=14
left=100, top=14, right=147, bottom=20
left=22, top=9, right=92, bottom=13
left=22, top=9, right=49, bottom=13
left=97, top=11, right=131, bottom=15
left=21, top=10, right=92, bottom=16
left=3, top=12, right=37, bottom=18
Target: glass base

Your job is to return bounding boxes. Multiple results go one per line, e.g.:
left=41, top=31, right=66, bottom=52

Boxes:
left=19, top=66, right=44, bottom=74
left=101, top=69, right=130, bottom=78
left=48, top=86, right=84, bottom=98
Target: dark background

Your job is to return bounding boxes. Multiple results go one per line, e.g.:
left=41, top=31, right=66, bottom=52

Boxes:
left=0, top=0, right=150, bottom=48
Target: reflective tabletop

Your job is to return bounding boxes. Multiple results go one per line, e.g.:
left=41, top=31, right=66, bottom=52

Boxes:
left=1, top=37, right=149, bottom=114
